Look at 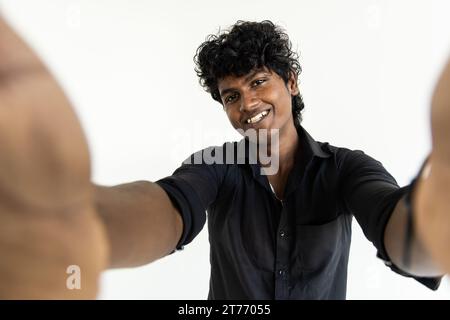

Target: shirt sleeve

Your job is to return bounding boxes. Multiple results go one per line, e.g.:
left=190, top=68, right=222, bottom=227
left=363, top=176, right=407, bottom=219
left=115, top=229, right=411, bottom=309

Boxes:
left=338, top=149, right=441, bottom=290
left=155, top=147, right=227, bottom=251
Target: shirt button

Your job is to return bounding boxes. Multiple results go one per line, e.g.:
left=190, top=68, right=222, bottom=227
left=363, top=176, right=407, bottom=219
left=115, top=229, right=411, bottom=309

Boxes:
left=278, top=269, right=286, bottom=276
left=279, top=230, right=286, bottom=238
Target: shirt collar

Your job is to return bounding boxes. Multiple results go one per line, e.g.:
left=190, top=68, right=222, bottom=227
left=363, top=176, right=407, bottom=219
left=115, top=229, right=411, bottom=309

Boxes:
left=297, top=125, right=331, bottom=159
left=236, top=124, right=331, bottom=163
left=235, top=124, right=331, bottom=196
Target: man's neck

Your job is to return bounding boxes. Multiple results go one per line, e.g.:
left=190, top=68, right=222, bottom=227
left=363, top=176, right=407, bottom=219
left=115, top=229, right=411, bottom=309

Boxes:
left=260, top=121, right=299, bottom=176
left=258, top=122, right=299, bottom=200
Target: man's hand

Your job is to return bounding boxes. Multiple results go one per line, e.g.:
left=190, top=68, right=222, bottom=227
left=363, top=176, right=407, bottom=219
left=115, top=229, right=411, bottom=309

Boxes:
left=0, top=16, right=108, bottom=298
left=414, top=57, right=450, bottom=274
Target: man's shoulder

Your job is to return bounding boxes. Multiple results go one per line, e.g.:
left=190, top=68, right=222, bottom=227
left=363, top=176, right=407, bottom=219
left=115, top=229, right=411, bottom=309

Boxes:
left=314, top=139, right=366, bottom=159
left=312, top=139, right=384, bottom=172
left=181, top=141, right=242, bottom=166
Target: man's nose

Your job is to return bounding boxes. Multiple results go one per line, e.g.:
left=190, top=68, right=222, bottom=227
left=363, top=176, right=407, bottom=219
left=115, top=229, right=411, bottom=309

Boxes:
left=239, top=92, right=259, bottom=113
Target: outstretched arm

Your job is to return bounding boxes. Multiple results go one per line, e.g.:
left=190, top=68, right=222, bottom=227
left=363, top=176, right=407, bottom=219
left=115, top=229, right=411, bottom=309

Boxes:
left=384, top=57, right=450, bottom=276
left=414, top=57, right=450, bottom=273
left=0, top=14, right=183, bottom=298
left=94, top=181, right=183, bottom=269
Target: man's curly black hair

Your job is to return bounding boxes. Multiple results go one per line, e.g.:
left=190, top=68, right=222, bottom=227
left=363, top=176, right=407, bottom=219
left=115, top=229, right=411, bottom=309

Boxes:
left=194, top=20, right=305, bottom=126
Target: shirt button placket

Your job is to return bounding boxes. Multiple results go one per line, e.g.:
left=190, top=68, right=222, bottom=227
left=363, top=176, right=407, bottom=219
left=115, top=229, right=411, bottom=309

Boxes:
left=275, top=202, right=290, bottom=299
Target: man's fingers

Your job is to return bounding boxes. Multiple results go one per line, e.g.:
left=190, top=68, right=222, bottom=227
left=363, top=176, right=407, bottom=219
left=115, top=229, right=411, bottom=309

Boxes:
left=0, top=15, right=44, bottom=78
left=431, top=57, right=450, bottom=163
left=0, top=15, right=91, bottom=210
left=0, top=15, right=108, bottom=299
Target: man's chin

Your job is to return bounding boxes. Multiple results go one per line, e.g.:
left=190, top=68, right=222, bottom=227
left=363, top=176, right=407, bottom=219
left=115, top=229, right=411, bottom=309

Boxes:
left=242, top=127, right=280, bottom=150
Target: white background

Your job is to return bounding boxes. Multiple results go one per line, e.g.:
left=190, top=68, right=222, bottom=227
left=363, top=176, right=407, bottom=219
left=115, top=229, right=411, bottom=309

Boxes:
left=1, top=0, right=449, bottom=299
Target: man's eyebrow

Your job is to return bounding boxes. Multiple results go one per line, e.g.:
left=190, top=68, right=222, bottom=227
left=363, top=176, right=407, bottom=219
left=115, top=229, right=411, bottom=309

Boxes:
left=219, top=87, right=236, bottom=99
left=244, top=69, right=267, bottom=83
left=219, top=69, right=270, bottom=98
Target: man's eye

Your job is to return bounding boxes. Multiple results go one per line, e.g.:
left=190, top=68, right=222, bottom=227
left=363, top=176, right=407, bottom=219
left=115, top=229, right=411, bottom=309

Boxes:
left=225, top=93, right=238, bottom=104
left=252, top=79, right=266, bottom=87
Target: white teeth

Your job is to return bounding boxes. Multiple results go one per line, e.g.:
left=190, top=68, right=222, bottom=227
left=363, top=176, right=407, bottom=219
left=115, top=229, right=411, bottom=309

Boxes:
left=246, top=110, right=269, bottom=124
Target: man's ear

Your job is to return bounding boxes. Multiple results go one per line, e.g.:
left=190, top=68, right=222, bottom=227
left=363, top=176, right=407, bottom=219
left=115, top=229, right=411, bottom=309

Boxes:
left=288, top=72, right=299, bottom=96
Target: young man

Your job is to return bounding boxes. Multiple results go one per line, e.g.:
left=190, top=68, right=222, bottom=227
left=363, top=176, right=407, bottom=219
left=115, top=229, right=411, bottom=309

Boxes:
left=153, top=21, right=444, bottom=299
left=0, top=18, right=449, bottom=299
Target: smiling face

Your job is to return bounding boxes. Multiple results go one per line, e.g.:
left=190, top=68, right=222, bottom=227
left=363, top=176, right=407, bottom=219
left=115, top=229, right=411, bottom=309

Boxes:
left=217, top=67, right=299, bottom=143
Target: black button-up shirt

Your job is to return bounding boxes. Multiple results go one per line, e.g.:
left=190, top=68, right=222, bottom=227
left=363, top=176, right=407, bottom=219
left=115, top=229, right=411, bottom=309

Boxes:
left=156, top=125, right=440, bottom=299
